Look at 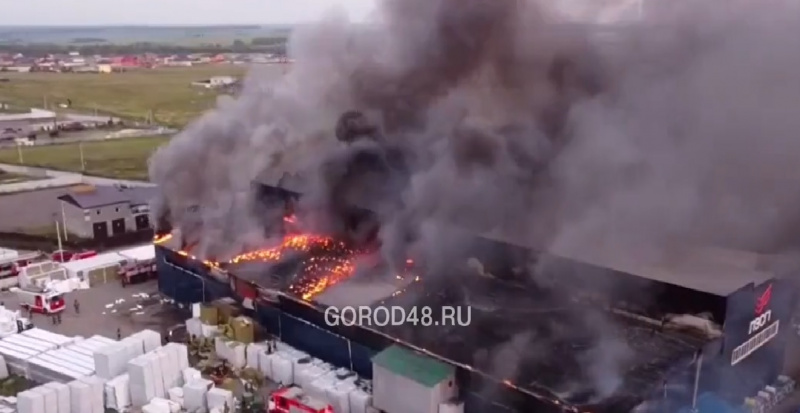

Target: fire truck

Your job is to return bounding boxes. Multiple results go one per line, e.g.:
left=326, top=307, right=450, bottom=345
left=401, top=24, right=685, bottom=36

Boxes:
left=0, top=249, right=42, bottom=290
left=269, top=387, right=333, bottom=413
left=50, top=249, right=97, bottom=263
left=15, top=287, right=66, bottom=314
left=118, top=257, right=157, bottom=286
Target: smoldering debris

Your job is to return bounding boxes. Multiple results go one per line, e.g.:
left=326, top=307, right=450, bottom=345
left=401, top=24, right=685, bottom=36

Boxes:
left=149, top=0, right=800, bottom=406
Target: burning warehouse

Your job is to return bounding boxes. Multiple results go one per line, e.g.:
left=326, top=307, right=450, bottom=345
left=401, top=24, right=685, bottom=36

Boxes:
left=148, top=0, right=800, bottom=411
left=154, top=163, right=796, bottom=413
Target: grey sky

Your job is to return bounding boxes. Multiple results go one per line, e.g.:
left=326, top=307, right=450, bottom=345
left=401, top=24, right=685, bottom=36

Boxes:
left=0, top=0, right=377, bottom=26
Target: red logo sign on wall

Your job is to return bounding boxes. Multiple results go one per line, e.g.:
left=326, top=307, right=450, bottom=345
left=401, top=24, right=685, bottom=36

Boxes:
left=755, top=284, right=773, bottom=315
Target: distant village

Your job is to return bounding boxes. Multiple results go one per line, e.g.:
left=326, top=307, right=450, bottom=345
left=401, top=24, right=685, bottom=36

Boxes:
left=0, top=51, right=292, bottom=73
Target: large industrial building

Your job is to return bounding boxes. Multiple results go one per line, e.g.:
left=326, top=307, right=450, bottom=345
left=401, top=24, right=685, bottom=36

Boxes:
left=154, top=171, right=796, bottom=413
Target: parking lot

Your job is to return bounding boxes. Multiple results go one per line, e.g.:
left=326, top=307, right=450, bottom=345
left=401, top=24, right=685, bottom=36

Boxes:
left=0, top=280, right=188, bottom=340
left=0, top=186, right=77, bottom=232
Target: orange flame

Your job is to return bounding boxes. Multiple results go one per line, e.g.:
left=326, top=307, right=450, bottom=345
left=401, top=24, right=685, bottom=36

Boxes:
left=161, top=228, right=415, bottom=302
left=154, top=233, right=173, bottom=244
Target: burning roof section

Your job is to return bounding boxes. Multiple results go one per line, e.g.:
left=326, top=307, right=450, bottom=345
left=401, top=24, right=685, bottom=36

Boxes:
left=375, top=273, right=714, bottom=412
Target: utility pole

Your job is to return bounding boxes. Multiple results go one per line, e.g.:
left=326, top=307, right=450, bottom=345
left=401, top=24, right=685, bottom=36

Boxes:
left=60, top=201, right=69, bottom=241
left=55, top=217, right=63, bottom=253
left=79, top=142, right=85, bottom=171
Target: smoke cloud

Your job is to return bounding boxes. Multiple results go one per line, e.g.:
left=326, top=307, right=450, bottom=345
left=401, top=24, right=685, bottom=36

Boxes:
left=149, top=0, right=800, bottom=405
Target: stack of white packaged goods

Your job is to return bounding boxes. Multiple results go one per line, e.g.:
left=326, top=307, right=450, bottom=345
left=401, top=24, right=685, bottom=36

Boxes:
left=31, top=385, right=57, bottom=413
left=295, top=359, right=333, bottom=389
left=80, top=376, right=105, bottom=413
left=185, top=317, right=204, bottom=338
left=0, top=335, right=53, bottom=377
left=0, top=305, right=19, bottom=338
left=245, top=341, right=268, bottom=370
left=439, top=401, right=465, bottom=413
left=119, top=334, right=145, bottom=360
left=68, top=380, right=94, bottom=413
left=258, top=350, right=275, bottom=380
left=307, top=372, right=338, bottom=403
left=326, top=378, right=357, bottom=413
left=183, top=378, right=214, bottom=412
left=92, top=343, right=130, bottom=380
left=348, top=387, right=373, bottom=413
left=213, top=337, right=246, bottom=369
left=128, top=354, right=156, bottom=406
left=0, top=355, right=8, bottom=379
left=271, top=351, right=296, bottom=385
left=27, top=335, right=105, bottom=383
left=2, top=333, right=59, bottom=354
left=42, top=382, right=71, bottom=413
left=129, top=329, right=162, bottom=353
left=181, top=367, right=201, bottom=384
left=142, top=397, right=180, bottom=413
left=17, top=389, right=44, bottom=413
left=207, top=387, right=234, bottom=411
left=64, top=335, right=117, bottom=358
left=167, top=386, right=184, bottom=405
left=103, top=373, right=130, bottom=411
left=21, top=328, right=75, bottom=349
left=162, top=342, right=190, bottom=380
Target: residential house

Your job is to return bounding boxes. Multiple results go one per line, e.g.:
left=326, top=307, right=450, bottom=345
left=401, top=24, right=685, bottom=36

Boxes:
left=57, top=185, right=157, bottom=240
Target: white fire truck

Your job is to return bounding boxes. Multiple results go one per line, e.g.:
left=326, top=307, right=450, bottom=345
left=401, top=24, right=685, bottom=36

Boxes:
left=118, top=258, right=157, bottom=286
left=15, top=287, right=66, bottom=314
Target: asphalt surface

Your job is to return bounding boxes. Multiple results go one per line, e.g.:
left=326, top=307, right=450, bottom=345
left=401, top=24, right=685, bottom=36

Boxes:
left=0, top=185, right=77, bottom=231
left=0, top=280, right=187, bottom=339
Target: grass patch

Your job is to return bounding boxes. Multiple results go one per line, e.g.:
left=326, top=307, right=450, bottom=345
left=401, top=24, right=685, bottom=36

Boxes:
left=0, top=136, right=168, bottom=180
left=0, top=374, right=36, bottom=396
left=0, top=65, right=249, bottom=127
left=0, top=171, right=40, bottom=184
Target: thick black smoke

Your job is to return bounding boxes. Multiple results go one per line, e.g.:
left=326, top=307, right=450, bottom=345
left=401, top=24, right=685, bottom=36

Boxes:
left=149, top=0, right=800, bottom=404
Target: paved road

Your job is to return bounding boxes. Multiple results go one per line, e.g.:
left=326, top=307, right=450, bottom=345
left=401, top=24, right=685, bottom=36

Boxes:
left=0, top=280, right=186, bottom=340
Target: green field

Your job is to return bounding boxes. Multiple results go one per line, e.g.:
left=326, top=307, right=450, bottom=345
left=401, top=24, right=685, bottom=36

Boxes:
left=0, top=65, right=250, bottom=127
left=0, top=136, right=169, bottom=180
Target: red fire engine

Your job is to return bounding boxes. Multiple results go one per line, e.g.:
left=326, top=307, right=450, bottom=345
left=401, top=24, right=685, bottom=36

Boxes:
left=16, top=287, right=65, bottom=314
left=50, top=249, right=97, bottom=263
left=269, top=387, right=333, bottom=413
left=118, top=258, right=157, bottom=286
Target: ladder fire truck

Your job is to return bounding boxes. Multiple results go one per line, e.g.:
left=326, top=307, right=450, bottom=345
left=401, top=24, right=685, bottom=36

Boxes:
left=15, top=286, right=65, bottom=314
left=269, top=387, right=333, bottom=413
left=118, top=257, right=157, bottom=286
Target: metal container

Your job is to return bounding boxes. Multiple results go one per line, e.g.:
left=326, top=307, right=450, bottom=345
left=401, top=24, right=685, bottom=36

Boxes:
left=372, top=345, right=456, bottom=413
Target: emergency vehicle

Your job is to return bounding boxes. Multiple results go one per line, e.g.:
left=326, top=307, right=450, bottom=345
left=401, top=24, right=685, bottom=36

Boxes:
left=0, top=249, right=42, bottom=290
left=15, top=287, right=66, bottom=314
left=51, top=249, right=97, bottom=263
left=269, top=387, right=333, bottom=413
left=118, top=257, right=157, bottom=286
